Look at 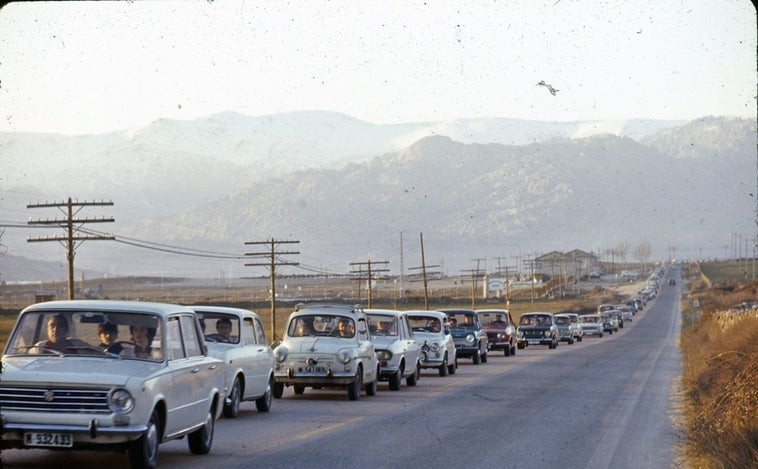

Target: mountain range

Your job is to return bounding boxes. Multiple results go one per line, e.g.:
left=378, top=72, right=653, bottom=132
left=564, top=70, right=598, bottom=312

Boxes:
left=0, top=112, right=754, bottom=282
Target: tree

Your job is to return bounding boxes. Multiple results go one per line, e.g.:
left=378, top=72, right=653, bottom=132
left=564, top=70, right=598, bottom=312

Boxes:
left=634, top=239, right=653, bottom=270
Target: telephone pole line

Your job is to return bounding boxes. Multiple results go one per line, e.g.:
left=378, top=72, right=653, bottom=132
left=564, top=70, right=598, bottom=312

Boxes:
left=244, top=238, right=300, bottom=342
left=27, top=197, right=114, bottom=300
left=350, top=259, right=389, bottom=308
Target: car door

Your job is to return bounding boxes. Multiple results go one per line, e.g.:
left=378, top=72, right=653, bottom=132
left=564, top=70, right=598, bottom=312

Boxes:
left=355, top=317, right=377, bottom=382
left=241, top=315, right=269, bottom=398
left=399, top=315, right=421, bottom=371
left=165, top=314, right=214, bottom=437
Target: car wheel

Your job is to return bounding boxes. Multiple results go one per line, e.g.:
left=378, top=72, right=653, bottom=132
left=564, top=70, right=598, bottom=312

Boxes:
left=481, top=350, right=488, bottom=363
left=188, top=406, right=215, bottom=455
left=599, top=332, right=603, bottom=338
left=223, top=375, right=242, bottom=418
left=365, top=365, right=378, bottom=396
left=578, top=335, right=583, bottom=342
left=511, top=343, right=516, bottom=356
left=128, top=409, right=160, bottom=469
left=293, top=384, right=305, bottom=395
left=407, top=363, right=420, bottom=386
left=273, top=382, right=284, bottom=399
left=348, top=368, right=362, bottom=401
left=255, top=375, right=273, bottom=412
left=568, top=337, right=574, bottom=345
left=438, top=355, right=449, bottom=377
left=504, top=345, right=511, bottom=357
left=389, top=368, right=402, bottom=391
left=473, top=350, right=481, bottom=365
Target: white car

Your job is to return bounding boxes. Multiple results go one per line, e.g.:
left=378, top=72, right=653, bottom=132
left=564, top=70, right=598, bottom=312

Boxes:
left=365, top=309, right=422, bottom=390
left=578, top=314, right=603, bottom=337
left=406, top=310, right=457, bottom=376
left=191, top=306, right=275, bottom=418
left=0, top=300, right=225, bottom=469
left=272, top=303, right=379, bottom=401
left=555, top=313, right=583, bottom=344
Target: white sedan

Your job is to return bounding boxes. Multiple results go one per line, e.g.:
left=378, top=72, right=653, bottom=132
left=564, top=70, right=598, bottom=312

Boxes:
left=0, top=300, right=225, bottom=469
left=191, top=306, right=275, bottom=418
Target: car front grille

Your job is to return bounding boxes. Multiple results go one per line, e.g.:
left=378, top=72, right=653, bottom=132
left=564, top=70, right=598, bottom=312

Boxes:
left=0, top=386, right=111, bottom=414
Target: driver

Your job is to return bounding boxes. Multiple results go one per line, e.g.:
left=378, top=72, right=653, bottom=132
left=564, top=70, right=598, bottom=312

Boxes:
left=97, top=322, right=124, bottom=354
left=215, top=317, right=233, bottom=342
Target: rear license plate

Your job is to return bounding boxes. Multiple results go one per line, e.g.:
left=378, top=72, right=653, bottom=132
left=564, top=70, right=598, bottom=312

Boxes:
left=24, top=432, right=73, bottom=448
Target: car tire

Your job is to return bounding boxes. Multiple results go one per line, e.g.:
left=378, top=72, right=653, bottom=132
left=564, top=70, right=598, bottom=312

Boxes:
left=293, top=384, right=305, bottom=395
left=504, top=344, right=511, bottom=356
left=577, top=335, right=583, bottom=342
left=568, top=337, right=574, bottom=345
left=273, top=382, right=284, bottom=399
left=223, top=376, right=242, bottom=418
left=473, top=350, right=481, bottom=365
left=449, top=356, right=457, bottom=375
left=255, top=375, right=273, bottom=412
left=389, top=368, right=402, bottom=391
left=188, top=406, right=215, bottom=455
left=407, top=363, right=420, bottom=386
left=481, top=350, right=488, bottom=363
left=438, top=355, right=449, bottom=377
left=348, top=368, right=362, bottom=401
left=365, top=365, right=378, bottom=396
left=128, top=409, right=160, bottom=469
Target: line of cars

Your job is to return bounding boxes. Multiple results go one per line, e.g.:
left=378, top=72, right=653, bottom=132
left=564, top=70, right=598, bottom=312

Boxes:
left=0, top=290, right=654, bottom=468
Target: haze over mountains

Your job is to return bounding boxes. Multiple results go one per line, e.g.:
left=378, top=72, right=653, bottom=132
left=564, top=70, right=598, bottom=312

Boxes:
left=1, top=112, right=754, bottom=282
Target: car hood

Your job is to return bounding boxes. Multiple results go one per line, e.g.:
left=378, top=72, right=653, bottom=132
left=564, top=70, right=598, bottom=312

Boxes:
left=1, top=355, right=165, bottom=387
left=371, top=336, right=400, bottom=348
left=449, top=327, right=477, bottom=338
left=282, top=337, right=349, bottom=353
left=518, top=325, right=553, bottom=331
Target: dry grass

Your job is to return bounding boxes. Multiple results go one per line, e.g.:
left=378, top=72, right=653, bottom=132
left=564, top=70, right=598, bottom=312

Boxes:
left=681, top=265, right=758, bottom=468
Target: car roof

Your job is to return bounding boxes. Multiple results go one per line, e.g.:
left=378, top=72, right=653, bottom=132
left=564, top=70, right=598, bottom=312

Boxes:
left=365, top=308, right=404, bottom=317
left=475, top=309, right=510, bottom=314
left=21, top=300, right=193, bottom=318
left=189, top=305, right=261, bottom=318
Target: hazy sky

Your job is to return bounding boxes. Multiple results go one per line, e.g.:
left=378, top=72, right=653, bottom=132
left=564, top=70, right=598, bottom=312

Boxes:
left=0, top=0, right=755, bottom=136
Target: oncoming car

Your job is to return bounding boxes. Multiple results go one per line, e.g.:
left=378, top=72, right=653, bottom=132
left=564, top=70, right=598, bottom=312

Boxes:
left=0, top=300, right=225, bottom=469
left=365, top=309, right=422, bottom=390
left=406, top=310, right=457, bottom=376
left=516, top=312, right=558, bottom=349
left=191, top=306, right=275, bottom=418
left=272, top=303, right=379, bottom=401
left=476, top=309, right=517, bottom=356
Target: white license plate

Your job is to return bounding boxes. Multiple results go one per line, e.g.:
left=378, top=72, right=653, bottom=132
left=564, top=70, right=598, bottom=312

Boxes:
left=24, top=432, right=73, bottom=448
left=527, top=339, right=541, bottom=344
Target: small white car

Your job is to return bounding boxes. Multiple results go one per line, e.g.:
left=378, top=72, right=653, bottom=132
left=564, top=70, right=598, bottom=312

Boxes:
left=0, top=300, right=225, bottom=469
left=579, top=314, right=604, bottom=337
left=554, top=313, right=582, bottom=344
left=406, top=310, right=457, bottom=376
left=191, top=306, right=275, bottom=418
left=272, top=303, right=379, bottom=401
left=365, top=308, right=422, bottom=390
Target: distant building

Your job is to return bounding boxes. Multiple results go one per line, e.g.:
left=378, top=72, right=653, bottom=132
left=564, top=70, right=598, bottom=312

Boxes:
left=534, top=250, right=599, bottom=280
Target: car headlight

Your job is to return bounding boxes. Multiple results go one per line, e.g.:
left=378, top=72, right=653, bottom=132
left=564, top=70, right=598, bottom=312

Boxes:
left=430, top=342, right=440, bottom=352
left=376, top=350, right=392, bottom=361
left=109, top=388, right=134, bottom=415
left=517, top=330, right=524, bottom=338
left=465, top=334, right=475, bottom=344
left=337, top=349, right=353, bottom=364
left=274, top=346, right=288, bottom=362
left=505, top=326, right=513, bottom=335
left=496, top=332, right=505, bottom=340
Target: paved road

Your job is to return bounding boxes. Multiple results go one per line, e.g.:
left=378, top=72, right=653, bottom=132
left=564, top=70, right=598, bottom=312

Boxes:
left=2, top=269, right=684, bottom=469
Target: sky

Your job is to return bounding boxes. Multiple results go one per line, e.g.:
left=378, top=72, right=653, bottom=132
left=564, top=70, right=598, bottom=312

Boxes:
left=0, top=0, right=755, bottom=136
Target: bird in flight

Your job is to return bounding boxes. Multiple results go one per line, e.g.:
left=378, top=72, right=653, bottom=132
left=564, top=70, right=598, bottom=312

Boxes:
left=536, top=80, right=559, bottom=96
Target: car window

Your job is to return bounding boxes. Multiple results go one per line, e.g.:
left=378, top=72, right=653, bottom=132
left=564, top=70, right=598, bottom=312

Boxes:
left=167, top=317, right=184, bottom=360
left=180, top=315, right=203, bottom=358
left=367, top=315, right=398, bottom=336
left=253, top=317, right=268, bottom=345
left=408, top=316, right=441, bottom=333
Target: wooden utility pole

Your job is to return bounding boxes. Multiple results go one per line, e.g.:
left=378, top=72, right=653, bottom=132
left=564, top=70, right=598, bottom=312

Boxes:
left=27, top=198, right=114, bottom=300
left=350, top=260, right=389, bottom=308
left=244, top=239, right=299, bottom=343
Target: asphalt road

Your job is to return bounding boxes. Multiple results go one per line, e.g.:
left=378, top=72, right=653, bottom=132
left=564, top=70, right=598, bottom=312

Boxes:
left=1, top=270, right=684, bottom=469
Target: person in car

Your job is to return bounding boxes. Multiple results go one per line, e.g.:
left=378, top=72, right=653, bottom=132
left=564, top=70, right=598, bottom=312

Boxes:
left=126, top=325, right=157, bottom=359
left=34, top=314, right=76, bottom=354
left=97, top=321, right=124, bottom=354
left=336, top=318, right=354, bottom=337
left=215, top=317, right=233, bottom=342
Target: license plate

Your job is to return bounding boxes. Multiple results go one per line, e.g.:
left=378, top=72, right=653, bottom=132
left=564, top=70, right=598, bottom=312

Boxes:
left=527, top=339, right=541, bottom=344
left=24, top=432, right=73, bottom=448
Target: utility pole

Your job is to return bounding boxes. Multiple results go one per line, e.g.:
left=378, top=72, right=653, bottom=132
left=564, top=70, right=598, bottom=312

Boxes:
left=350, top=260, right=389, bottom=308
left=27, top=198, right=114, bottom=300
left=408, top=232, right=439, bottom=310
left=462, top=258, right=485, bottom=308
left=244, top=238, right=299, bottom=343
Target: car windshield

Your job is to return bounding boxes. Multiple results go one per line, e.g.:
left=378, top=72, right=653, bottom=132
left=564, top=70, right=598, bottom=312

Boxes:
left=520, top=315, right=551, bottom=326
left=197, top=312, right=240, bottom=344
left=408, top=316, right=441, bottom=333
left=478, top=313, right=509, bottom=327
left=447, top=313, right=477, bottom=329
left=367, top=315, right=398, bottom=336
left=555, top=316, right=569, bottom=325
left=287, top=314, right=355, bottom=338
left=5, top=310, right=163, bottom=361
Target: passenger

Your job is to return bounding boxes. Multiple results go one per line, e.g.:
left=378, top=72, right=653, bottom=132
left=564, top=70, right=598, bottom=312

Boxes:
left=98, top=322, right=124, bottom=354
left=296, top=320, right=313, bottom=336
left=492, top=314, right=506, bottom=325
left=215, top=317, right=233, bottom=342
left=336, top=319, right=354, bottom=337
left=430, top=319, right=441, bottom=332
left=35, top=314, right=76, bottom=354
left=128, top=325, right=157, bottom=358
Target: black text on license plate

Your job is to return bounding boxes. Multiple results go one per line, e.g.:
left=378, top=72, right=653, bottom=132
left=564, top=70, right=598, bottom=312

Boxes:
left=24, top=432, right=73, bottom=447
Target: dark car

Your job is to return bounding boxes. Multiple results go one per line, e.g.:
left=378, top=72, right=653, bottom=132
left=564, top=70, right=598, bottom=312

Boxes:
left=476, top=309, right=517, bottom=356
left=516, top=312, right=558, bottom=349
left=438, top=309, right=489, bottom=364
